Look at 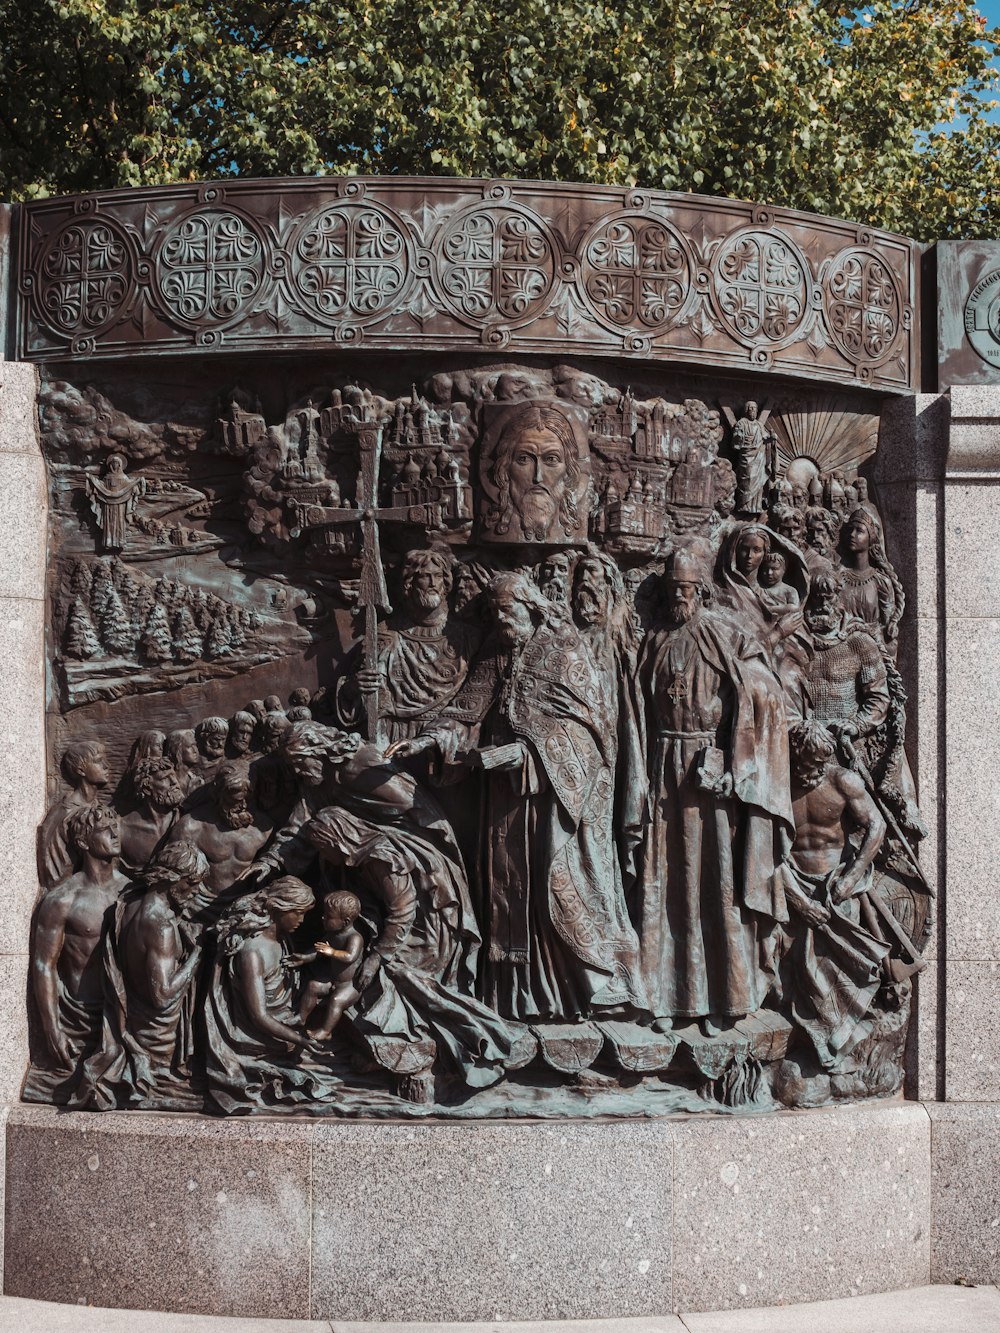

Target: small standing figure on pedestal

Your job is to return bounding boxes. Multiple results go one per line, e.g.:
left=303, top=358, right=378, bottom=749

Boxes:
left=85, top=453, right=146, bottom=553
left=723, top=401, right=775, bottom=517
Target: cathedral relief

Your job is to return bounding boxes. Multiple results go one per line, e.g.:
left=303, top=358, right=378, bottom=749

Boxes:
left=28, top=360, right=927, bottom=1119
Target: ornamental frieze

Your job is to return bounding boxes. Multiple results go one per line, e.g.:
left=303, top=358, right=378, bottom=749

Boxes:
left=14, top=179, right=917, bottom=389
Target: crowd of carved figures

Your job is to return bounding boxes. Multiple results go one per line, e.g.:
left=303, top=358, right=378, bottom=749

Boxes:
left=27, top=365, right=929, bottom=1116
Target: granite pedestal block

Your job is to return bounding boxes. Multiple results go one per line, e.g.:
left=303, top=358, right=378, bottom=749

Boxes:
left=929, top=1101, right=1000, bottom=1287
left=4, top=1101, right=932, bottom=1322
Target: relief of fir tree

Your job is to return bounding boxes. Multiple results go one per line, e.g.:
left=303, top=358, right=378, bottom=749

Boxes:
left=226, top=604, right=246, bottom=648
left=191, top=588, right=213, bottom=633
left=89, top=562, right=115, bottom=620
left=99, top=585, right=138, bottom=658
left=204, top=610, right=233, bottom=660
left=62, top=597, right=101, bottom=660
left=69, top=558, right=93, bottom=603
left=141, top=602, right=173, bottom=664
left=129, top=579, right=155, bottom=629
left=172, top=605, right=203, bottom=664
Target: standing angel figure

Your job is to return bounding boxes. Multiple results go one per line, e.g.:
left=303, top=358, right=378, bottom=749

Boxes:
left=722, top=401, right=775, bottom=517
left=85, top=453, right=146, bottom=552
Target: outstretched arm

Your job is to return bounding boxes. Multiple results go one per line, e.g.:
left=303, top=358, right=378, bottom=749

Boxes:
left=238, top=796, right=314, bottom=882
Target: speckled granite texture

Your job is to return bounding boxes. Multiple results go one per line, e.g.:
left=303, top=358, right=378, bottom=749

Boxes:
left=4, top=1101, right=935, bottom=1321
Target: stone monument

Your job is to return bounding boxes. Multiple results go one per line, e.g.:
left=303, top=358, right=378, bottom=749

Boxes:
left=0, top=179, right=994, bottom=1320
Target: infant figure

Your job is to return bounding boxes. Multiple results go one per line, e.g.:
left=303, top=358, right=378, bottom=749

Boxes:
left=758, top=551, right=798, bottom=610
left=295, top=890, right=365, bottom=1040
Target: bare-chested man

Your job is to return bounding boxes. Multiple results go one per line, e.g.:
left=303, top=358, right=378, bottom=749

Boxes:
left=787, top=719, right=886, bottom=916
left=169, top=762, right=274, bottom=914
left=77, top=840, right=209, bottom=1108
left=120, top=757, right=185, bottom=872
left=30, top=806, right=128, bottom=1079
left=777, top=719, right=889, bottom=1073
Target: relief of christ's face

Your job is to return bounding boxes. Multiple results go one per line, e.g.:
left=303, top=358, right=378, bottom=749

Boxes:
left=487, top=406, right=584, bottom=544
left=506, top=428, right=567, bottom=541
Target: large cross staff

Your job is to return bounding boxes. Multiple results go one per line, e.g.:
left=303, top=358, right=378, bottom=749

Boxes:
left=287, top=415, right=442, bottom=746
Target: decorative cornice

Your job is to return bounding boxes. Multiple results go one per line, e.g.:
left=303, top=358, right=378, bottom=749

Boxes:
left=14, top=177, right=917, bottom=390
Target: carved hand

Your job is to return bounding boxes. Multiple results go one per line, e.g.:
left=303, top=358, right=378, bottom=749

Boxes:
left=385, top=736, right=434, bottom=761
left=235, top=860, right=273, bottom=885
left=49, top=1033, right=73, bottom=1069
left=829, top=868, right=860, bottom=905
left=776, top=608, right=804, bottom=638
left=793, top=897, right=831, bottom=927
left=542, top=682, right=582, bottom=719
left=355, top=952, right=383, bottom=991
left=178, top=920, right=202, bottom=951
left=356, top=668, right=386, bottom=694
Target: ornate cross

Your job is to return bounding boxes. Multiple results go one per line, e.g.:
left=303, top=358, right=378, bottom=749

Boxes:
left=287, top=415, right=442, bottom=745
left=666, top=670, right=689, bottom=705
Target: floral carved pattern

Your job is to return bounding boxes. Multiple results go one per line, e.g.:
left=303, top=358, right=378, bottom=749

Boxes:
left=38, top=220, right=132, bottom=336
left=712, top=229, right=809, bottom=346
left=292, top=204, right=411, bottom=324
left=438, top=206, right=556, bottom=326
left=156, top=210, right=265, bottom=327
left=581, top=215, right=691, bottom=332
left=825, top=248, right=902, bottom=364
left=16, top=182, right=917, bottom=390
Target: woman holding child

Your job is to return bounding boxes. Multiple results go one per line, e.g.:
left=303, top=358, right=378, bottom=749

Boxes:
left=234, top=722, right=532, bottom=1100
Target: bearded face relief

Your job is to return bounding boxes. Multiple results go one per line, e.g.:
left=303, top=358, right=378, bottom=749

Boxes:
left=27, top=350, right=925, bottom=1121
left=480, top=401, right=591, bottom=545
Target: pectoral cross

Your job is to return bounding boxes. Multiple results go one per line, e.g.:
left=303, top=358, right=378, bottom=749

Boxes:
left=666, top=670, right=689, bottom=704
left=288, top=414, right=443, bottom=745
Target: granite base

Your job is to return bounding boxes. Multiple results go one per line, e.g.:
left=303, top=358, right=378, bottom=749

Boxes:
left=3, top=1100, right=933, bottom=1321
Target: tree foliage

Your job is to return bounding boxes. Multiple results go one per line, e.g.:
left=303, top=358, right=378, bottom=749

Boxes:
left=1, top=0, right=999, bottom=239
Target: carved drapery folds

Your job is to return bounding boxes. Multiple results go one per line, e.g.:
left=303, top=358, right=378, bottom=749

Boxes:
left=26, top=349, right=928, bottom=1118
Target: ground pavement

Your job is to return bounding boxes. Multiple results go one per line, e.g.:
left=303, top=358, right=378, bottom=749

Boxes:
left=0, top=1285, right=998, bottom=1332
